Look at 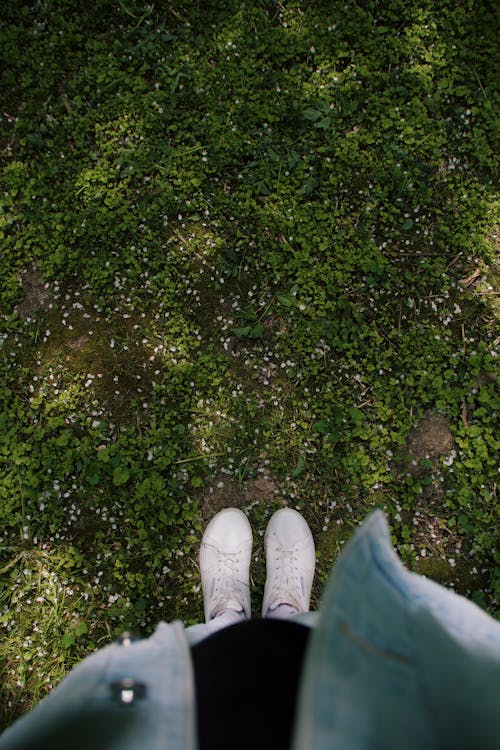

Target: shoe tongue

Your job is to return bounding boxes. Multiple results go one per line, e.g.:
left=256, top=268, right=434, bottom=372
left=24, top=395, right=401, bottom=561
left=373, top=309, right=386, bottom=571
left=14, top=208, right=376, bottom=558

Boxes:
left=268, top=597, right=298, bottom=612
left=214, top=598, right=244, bottom=617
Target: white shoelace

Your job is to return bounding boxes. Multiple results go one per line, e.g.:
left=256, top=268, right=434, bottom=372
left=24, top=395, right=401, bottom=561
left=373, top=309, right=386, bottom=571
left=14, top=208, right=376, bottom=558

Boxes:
left=210, top=549, right=248, bottom=615
left=267, top=546, right=304, bottom=610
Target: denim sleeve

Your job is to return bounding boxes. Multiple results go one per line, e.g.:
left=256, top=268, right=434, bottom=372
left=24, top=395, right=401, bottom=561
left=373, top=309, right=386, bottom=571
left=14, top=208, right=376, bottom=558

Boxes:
left=292, top=510, right=500, bottom=750
left=0, top=621, right=196, bottom=750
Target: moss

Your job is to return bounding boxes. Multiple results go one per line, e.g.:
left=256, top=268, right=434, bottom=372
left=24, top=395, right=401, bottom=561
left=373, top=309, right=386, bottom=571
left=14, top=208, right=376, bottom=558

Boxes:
left=413, top=556, right=491, bottom=610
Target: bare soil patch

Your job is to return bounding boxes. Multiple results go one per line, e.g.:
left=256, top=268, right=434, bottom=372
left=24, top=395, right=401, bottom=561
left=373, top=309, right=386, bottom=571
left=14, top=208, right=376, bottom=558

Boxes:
left=15, top=263, right=53, bottom=317
left=406, top=412, right=454, bottom=478
left=200, top=467, right=281, bottom=525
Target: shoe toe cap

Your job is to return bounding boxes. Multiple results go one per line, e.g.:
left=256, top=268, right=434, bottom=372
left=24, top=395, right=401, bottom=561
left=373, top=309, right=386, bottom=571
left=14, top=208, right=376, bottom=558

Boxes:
left=267, top=508, right=315, bottom=548
left=202, top=508, right=252, bottom=553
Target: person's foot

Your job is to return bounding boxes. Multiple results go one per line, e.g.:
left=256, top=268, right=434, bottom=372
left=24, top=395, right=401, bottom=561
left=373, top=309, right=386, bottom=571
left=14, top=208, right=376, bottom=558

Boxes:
left=200, top=508, right=253, bottom=623
left=262, top=508, right=316, bottom=618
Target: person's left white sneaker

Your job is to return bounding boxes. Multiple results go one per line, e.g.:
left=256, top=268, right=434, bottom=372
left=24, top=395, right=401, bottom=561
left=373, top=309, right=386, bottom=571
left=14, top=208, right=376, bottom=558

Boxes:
left=262, top=508, right=316, bottom=618
left=199, top=508, right=253, bottom=623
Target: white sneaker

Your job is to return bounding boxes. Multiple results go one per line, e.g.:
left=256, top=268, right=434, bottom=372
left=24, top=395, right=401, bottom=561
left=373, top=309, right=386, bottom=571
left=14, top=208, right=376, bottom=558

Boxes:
left=262, top=508, right=316, bottom=617
left=200, top=508, right=253, bottom=622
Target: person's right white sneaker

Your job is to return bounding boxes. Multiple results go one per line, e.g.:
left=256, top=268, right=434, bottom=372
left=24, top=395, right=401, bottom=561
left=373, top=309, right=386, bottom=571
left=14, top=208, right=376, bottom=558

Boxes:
left=262, top=508, right=316, bottom=618
left=200, top=508, right=252, bottom=623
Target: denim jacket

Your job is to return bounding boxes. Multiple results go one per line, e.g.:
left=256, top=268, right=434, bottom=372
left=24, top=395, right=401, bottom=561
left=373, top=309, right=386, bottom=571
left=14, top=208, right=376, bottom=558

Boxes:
left=1, top=510, right=499, bottom=749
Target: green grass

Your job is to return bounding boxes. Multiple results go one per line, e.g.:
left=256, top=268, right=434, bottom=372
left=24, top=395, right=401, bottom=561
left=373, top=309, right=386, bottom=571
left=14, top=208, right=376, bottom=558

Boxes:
left=1, top=0, right=498, bottom=728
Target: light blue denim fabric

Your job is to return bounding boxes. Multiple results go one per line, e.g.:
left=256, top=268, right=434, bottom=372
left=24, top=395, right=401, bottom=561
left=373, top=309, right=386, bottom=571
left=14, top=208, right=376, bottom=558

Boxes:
left=293, top=510, right=500, bottom=750
left=0, top=621, right=197, bottom=750
left=1, top=510, right=499, bottom=749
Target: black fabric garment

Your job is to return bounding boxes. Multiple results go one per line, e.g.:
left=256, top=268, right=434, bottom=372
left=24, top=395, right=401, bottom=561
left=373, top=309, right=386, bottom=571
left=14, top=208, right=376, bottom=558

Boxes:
left=191, top=618, right=310, bottom=750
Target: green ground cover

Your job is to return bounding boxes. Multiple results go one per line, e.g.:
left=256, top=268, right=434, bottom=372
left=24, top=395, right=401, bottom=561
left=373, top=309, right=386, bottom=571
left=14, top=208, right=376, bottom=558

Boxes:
left=0, top=0, right=498, bottom=726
